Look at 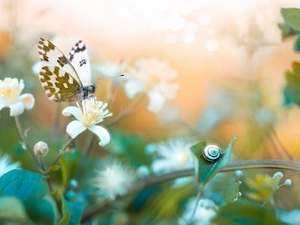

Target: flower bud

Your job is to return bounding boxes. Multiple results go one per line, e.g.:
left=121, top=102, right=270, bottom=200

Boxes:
left=34, top=141, right=49, bottom=157
left=272, top=172, right=283, bottom=180
left=235, top=170, right=243, bottom=178
left=283, top=179, right=292, bottom=186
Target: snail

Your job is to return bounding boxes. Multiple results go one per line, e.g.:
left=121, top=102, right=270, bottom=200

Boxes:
left=202, top=145, right=222, bottom=163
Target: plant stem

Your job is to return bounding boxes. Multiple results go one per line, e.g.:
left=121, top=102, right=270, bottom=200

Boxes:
left=187, top=185, right=203, bottom=225
left=14, top=116, right=41, bottom=170
left=81, top=159, right=300, bottom=223
left=45, top=138, right=74, bottom=173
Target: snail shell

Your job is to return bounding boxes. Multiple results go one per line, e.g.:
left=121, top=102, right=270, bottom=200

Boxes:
left=202, top=145, right=222, bottom=163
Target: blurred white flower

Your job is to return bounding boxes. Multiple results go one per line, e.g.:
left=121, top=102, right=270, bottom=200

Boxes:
left=0, top=78, right=35, bottom=116
left=179, top=198, right=218, bottom=225
left=93, top=162, right=136, bottom=199
left=0, top=154, right=20, bottom=177
left=279, top=209, right=300, bottom=225
left=148, top=138, right=194, bottom=173
left=93, top=60, right=128, bottom=79
left=62, top=98, right=112, bottom=146
left=136, top=165, right=150, bottom=178
left=124, top=58, right=179, bottom=112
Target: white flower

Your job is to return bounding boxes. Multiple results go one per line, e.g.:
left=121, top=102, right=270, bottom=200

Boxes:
left=93, top=59, right=128, bottom=79
left=124, top=58, right=179, bottom=112
left=279, top=209, right=300, bottom=225
left=93, top=162, right=136, bottom=199
left=148, top=138, right=194, bottom=174
left=34, top=141, right=49, bottom=157
left=0, top=78, right=35, bottom=116
left=62, top=98, right=112, bottom=146
left=0, top=154, right=20, bottom=177
left=179, top=198, right=218, bottom=225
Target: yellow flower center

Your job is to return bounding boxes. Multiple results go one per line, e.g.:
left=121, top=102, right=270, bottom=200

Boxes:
left=176, top=151, right=190, bottom=166
left=81, top=99, right=111, bottom=127
left=0, top=78, right=23, bottom=104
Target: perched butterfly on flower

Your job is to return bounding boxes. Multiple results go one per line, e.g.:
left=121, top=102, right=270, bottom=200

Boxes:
left=37, top=38, right=96, bottom=102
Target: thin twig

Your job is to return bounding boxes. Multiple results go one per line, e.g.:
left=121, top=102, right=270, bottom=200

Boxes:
left=45, top=138, right=74, bottom=173
left=187, top=185, right=203, bottom=225
left=14, top=116, right=41, bottom=169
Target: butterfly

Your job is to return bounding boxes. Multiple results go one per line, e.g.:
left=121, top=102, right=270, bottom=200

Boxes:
left=37, top=38, right=96, bottom=102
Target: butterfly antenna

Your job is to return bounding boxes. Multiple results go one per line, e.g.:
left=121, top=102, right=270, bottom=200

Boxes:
left=96, top=74, right=124, bottom=82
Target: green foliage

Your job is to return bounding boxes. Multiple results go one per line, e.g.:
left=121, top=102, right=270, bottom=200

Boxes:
left=0, top=196, right=30, bottom=224
left=283, top=62, right=300, bottom=106
left=108, top=130, right=150, bottom=165
left=0, top=169, right=57, bottom=225
left=295, top=36, right=300, bottom=52
left=190, top=136, right=238, bottom=185
left=278, top=23, right=298, bottom=39
left=279, top=8, right=300, bottom=52
left=142, top=184, right=195, bottom=222
left=60, top=150, right=82, bottom=189
left=59, top=194, right=85, bottom=225
left=280, top=8, right=300, bottom=33
left=211, top=200, right=287, bottom=225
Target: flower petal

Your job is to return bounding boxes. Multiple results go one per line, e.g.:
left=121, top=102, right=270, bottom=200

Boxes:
left=151, top=159, right=171, bottom=173
left=19, top=93, right=35, bottom=110
left=66, top=120, right=87, bottom=139
left=9, top=102, right=25, bottom=116
left=147, top=91, right=165, bottom=113
left=62, top=106, right=83, bottom=121
left=0, top=96, right=9, bottom=110
left=124, top=80, right=144, bottom=99
left=88, top=125, right=110, bottom=146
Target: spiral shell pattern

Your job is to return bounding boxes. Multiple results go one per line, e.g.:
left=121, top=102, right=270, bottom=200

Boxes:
left=202, top=145, right=222, bottom=162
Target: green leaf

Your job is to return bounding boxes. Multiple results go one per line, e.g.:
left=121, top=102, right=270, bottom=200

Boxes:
left=190, top=136, right=238, bottom=185
left=60, top=157, right=68, bottom=189
left=59, top=194, right=85, bottom=225
left=211, top=200, right=288, bottom=225
left=295, top=36, right=300, bottom=52
left=60, top=150, right=81, bottom=189
left=0, top=196, right=31, bottom=223
left=0, top=169, right=46, bottom=200
left=281, top=8, right=300, bottom=32
left=0, top=169, right=57, bottom=225
left=47, top=165, right=61, bottom=173
left=283, top=61, right=300, bottom=106
left=278, top=23, right=298, bottom=39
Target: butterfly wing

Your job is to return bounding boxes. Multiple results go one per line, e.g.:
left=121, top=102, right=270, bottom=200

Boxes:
left=38, top=38, right=83, bottom=102
left=68, top=40, right=92, bottom=85
left=39, top=66, right=82, bottom=102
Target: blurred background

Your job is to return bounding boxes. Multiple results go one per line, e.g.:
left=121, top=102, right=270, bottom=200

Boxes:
left=1, top=0, right=300, bottom=161
left=1, top=0, right=300, bottom=224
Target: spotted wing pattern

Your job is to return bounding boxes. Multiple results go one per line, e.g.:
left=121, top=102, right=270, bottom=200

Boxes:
left=68, top=40, right=91, bottom=85
left=37, top=38, right=83, bottom=102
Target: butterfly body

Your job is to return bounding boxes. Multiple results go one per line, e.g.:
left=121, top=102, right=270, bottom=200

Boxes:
left=37, top=38, right=95, bottom=102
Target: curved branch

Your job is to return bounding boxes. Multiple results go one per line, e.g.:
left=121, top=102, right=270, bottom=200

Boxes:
left=81, top=159, right=300, bottom=222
